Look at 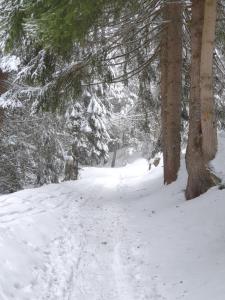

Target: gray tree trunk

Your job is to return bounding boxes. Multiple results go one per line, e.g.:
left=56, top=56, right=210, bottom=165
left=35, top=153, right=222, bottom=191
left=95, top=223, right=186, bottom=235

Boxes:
left=111, top=142, right=118, bottom=168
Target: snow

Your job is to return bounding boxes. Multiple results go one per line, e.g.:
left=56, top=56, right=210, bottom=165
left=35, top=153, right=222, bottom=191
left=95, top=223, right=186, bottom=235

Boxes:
left=0, top=147, right=225, bottom=299
left=0, top=55, right=20, bottom=72
left=105, top=147, right=148, bottom=167
left=211, top=131, right=225, bottom=182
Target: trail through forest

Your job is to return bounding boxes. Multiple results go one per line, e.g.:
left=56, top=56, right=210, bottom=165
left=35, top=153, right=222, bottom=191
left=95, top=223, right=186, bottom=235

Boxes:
left=1, top=153, right=225, bottom=300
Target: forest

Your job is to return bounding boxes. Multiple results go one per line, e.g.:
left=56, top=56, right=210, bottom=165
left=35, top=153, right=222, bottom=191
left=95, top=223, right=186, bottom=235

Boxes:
left=0, top=0, right=225, bottom=299
left=0, top=0, right=224, bottom=199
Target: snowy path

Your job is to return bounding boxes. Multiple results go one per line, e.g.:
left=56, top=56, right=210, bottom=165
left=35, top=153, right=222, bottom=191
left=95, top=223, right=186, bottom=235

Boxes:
left=0, top=159, right=156, bottom=300
left=1, top=158, right=225, bottom=299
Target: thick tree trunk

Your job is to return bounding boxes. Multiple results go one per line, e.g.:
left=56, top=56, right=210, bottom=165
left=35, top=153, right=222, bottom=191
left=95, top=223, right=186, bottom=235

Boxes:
left=200, top=0, right=217, bottom=161
left=161, top=2, right=182, bottom=184
left=185, top=0, right=217, bottom=200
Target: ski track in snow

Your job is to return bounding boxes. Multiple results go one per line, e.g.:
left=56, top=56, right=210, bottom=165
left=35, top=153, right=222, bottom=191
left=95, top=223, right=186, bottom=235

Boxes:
left=1, top=153, right=225, bottom=300
left=0, top=159, right=158, bottom=300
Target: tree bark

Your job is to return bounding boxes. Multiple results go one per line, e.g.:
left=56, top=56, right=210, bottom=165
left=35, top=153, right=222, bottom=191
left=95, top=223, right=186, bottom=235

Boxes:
left=161, top=2, right=182, bottom=184
left=200, top=0, right=217, bottom=161
left=64, top=147, right=79, bottom=181
left=111, top=142, right=118, bottom=168
left=0, top=107, right=4, bottom=130
left=185, top=0, right=217, bottom=200
left=0, top=69, right=8, bottom=130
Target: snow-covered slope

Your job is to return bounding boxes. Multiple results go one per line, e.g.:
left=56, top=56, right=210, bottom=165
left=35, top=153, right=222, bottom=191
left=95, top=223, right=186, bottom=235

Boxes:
left=0, top=143, right=225, bottom=299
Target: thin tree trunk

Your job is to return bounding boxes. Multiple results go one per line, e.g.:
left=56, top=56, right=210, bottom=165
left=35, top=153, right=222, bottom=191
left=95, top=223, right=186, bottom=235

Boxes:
left=185, top=0, right=216, bottom=200
left=0, top=69, right=8, bottom=130
left=161, top=4, right=168, bottom=182
left=200, top=0, right=217, bottom=161
left=161, top=2, right=182, bottom=184
left=111, top=142, right=118, bottom=168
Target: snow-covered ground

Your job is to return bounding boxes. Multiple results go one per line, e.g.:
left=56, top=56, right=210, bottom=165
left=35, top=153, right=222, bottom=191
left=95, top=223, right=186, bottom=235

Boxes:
left=1, top=138, right=225, bottom=299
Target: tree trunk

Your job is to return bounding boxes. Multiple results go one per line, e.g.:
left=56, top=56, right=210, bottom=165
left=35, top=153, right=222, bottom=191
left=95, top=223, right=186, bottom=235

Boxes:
left=200, top=0, right=217, bottom=161
left=161, top=2, right=182, bottom=184
left=185, top=0, right=217, bottom=200
left=0, top=69, right=8, bottom=130
left=111, top=142, right=118, bottom=168
left=0, top=107, right=4, bottom=130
